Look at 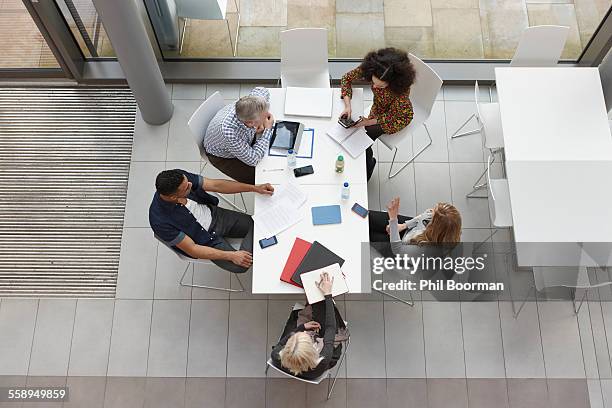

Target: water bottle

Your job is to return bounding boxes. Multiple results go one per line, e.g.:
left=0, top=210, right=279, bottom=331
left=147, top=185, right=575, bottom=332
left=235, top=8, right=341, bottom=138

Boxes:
left=287, top=149, right=297, bottom=168
left=341, top=182, right=350, bottom=200
left=335, top=155, right=345, bottom=173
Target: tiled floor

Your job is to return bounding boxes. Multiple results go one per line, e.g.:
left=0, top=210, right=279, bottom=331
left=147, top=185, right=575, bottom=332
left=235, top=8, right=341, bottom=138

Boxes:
left=0, top=83, right=612, bottom=408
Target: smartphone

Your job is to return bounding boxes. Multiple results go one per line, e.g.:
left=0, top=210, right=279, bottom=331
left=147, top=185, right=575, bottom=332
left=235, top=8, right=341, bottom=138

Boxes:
left=259, top=236, right=278, bottom=249
left=351, top=203, right=369, bottom=218
left=338, top=116, right=363, bottom=128
left=293, top=165, right=314, bottom=178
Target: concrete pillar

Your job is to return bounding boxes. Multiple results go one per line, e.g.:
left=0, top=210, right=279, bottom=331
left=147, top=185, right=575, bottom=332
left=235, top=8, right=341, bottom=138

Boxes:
left=92, top=0, right=173, bottom=125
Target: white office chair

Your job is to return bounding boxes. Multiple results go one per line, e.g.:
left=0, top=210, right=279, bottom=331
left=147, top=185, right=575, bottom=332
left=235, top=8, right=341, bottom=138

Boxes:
left=176, top=0, right=240, bottom=56
left=487, top=154, right=512, bottom=228
left=378, top=53, right=442, bottom=178
left=512, top=266, right=612, bottom=318
left=280, top=28, right=331, bottom=88
left=265, top=303, right=350, bottom=400
left=187, top=91, right=248, bottom=213
left=155, top=235, right=245, bottom=292
left=510, top=25, right=569, bottom=67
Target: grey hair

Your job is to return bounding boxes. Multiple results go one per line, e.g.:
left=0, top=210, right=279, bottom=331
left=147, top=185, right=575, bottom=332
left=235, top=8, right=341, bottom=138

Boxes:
left=235, top=95, right=269, bottom=122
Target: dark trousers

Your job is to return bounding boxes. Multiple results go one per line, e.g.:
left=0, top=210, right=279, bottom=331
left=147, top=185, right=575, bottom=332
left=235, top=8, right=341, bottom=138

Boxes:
left=208, top=206, right=254, bottom=274
left=365, top=125, right=385, bottom=181
left=368, top=210, right=412, bottom=243
left=207, top=153, right=255, bottom=185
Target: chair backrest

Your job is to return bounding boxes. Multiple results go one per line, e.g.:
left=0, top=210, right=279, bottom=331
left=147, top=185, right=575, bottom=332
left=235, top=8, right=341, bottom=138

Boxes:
left=280, top=28, right=329, bottom=77
left=176, top=0, right=226, bottom=20
left=187, top=91, right=225, bottom=159
left=266, top=359, right=328, bottom=384
left=510, top=25, right=569, bottom=67
left=408, top=53, right=443, bottom=121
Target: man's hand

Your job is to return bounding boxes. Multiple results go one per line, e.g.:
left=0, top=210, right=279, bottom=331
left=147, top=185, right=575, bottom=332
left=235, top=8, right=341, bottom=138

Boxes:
left=230, top=250, right=253, bottom=268
left=255, top=124, right=265, bottom=134
left=253, top=183, right=274, bottom=195
left=263, top=112, right=275, bottom=130
left=304, top=321, right=321, bottom=331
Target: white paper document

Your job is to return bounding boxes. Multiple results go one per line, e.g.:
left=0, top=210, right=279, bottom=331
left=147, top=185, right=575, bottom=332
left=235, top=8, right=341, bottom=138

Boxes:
left=284, top=87, right=333, bottom=118
left=326, top=122, right=374, bottom=158
left=252, top=183, right=307, bottom=237
left=300, top=263, right=349, bottom=304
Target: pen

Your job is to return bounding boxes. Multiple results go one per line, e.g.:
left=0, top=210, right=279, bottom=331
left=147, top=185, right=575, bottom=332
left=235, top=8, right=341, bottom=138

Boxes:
left=263, top=168, right=285, bottom=172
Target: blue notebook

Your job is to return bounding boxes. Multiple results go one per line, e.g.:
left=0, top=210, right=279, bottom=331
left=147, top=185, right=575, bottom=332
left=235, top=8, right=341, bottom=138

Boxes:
left=311, top=205, right=342, bottom=225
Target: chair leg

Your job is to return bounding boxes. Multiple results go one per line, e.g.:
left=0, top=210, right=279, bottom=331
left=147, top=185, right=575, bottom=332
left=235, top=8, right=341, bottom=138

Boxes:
left=327, top=338, right=350, bottom=400
left=199, top=160, right=249, bottom=214
left=451, top=113, right=483, bottom=139
left=572, top=287, right=589, bottom=315
left=466, top=150, right=498, bottom=199
left=179, top=18, right=187, bottom=54
left=388, top=122, right=433, bottom=179
left=179, top=262, right=245, bottom=292
left=373, top=288, right=415, bottom=306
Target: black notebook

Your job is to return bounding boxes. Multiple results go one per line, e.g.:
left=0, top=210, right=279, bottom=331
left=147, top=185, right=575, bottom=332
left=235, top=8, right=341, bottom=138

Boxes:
left=290, top=241, right=345, bottom=287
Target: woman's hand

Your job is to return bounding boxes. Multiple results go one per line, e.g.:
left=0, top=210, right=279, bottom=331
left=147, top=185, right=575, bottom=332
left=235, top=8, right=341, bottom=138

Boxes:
left=304, top=321, right=321, bottom=331
left=340, top=97, right=352, bottom=120
left=386, top=222, right=407, bottom=235
left=353, top=117, right=377, bottom=128
left=387, top=197, right=400, bottom=220
left=316, top=271, right=334, bottom=296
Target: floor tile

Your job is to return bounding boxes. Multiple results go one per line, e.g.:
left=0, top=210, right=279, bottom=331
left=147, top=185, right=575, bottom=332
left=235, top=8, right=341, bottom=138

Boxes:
left=414, top=162, right=451, bottom=214
left=499, top=301, right=546, bottom=378
left=132, top=110, right=169, bottom=162
left=187, top=300, right=230, bottom=377
left=172, top=83, right=206, bottom=100
left=154, top=243, right=193, bottom=300
left=63, top=377, right=106, bottom=408
left=433, top=8, right=484, bottom=58
left=107, top=300, right=152, bottom=377
left=143, top=377, right=186, bottom=408
left=306, top=378, right=347, bottom=408
left=147, top=300, right=191, bottom=377
left=595, top=301, right=612, bottom=378
left=461, top=302, right=506, bottom=377
left=384, top=0, right=432, bottom=27
left=0, top=376, right=26, bottom=408
left=28, top=299, right=76, bottom=376
left=123, top=161, right=165, bottom=228
left=450, top=162, right=492, bottom=228
left=335, top=13, right=385, bottom=58
left=444, top=85, right=492, bottom=102
left=384, top=301, right=426, bottom=377
left=413, top=101, right=449, bottom=163
left=385, top=26, right=435, bottom=59
left=206, top=84, right=241, bottom=100
left=548, top=379, right=589, bottom=408
left=237, top=27, right=283, bottom=57
left=445, top=101, right=486, bottom=163
left=166, top=99, right=202, bottom=162
left=22, top=376, right=66, bottom=408
left=68, top=299, right=114, bottom=376
left=103, top=377, right=146, bottom=408
left=378, top=162, right=417, bottom=218
left=182, top=19, right=234, bottom=58
left=387, top=378, right=427, bottom=407
left=0, top=299, right=38, bottom=375
left=480, top=0, right=529, bottom=59
left=538, top=301, right=585, bottom=378
left=240, top=0, right=287, bottom=26
left=467, top=379, right=509, bottom=408
left=346, top=379, right=387, bottom=408
left=345, top=301, right=386, bottom=377
left=185, top=377, right=225, bottom=408
left=266, top=378, right=307, bottom=408
left=226, top=300, right=268, bottom=377
left=191, top=262, right=232, bottom=300
left=427, top=378, right=468, bottom=408
left=226, top=378, right=266, bottom=408
left=423, top=302, right=466, bottom=378
left=116, top=227, right=158, bottom=299
left=336, top=0, right=383, bottom=13
left=286, top=0, right=336, bottom=55
left=574, top=0, right=611, bottom=47
left=526, top=3, right=583, bottom=60
left=589, top=379, right=604, bottom=408
left=507, top=378, right=549, bottom=408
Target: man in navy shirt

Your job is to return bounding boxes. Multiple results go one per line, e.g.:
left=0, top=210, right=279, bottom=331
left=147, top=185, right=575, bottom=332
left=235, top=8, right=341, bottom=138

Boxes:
left=149, top=169, right=274, bottom=273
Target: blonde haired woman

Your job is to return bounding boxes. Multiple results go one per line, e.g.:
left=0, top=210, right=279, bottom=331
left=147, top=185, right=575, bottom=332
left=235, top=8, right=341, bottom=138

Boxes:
left=271, top=272, right=345, bottom=379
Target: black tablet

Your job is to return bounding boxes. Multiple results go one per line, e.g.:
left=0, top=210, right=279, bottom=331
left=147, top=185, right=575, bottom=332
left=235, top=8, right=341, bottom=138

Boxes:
left=269, top=121, right=304, bottom=150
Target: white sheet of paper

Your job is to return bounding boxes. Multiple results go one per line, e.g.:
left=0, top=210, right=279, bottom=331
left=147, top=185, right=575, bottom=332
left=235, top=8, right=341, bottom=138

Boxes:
left=341, top=128, right=374, bottom=158
left=284, top=87, right=333, bottom=118
left=253, top=196, right=304, bottom=238
left=269, top=183, right=307, bottom=208
left=326, top=122, right=356, bottom=144
left=300, top=263, right=349, bottom=304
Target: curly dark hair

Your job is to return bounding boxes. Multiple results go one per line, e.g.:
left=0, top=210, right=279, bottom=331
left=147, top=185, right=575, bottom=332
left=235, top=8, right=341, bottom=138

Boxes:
left=359, top=48, right=416, bottom=95
left=155, top=169, right=185, bottom=195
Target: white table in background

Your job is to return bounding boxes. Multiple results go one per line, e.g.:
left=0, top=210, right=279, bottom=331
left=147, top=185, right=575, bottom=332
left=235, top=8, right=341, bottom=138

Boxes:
left=495, top=67, right=612, bottom=266
left=252, top=87, right=370, bottom=294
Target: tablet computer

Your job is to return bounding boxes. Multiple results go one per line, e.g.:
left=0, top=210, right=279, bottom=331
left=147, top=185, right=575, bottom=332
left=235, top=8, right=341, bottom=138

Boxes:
left=269, top=120, right=305, bottom=151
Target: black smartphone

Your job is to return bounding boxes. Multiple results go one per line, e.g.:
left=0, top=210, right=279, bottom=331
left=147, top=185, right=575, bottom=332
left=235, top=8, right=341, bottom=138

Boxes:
left=293, top=165, right=314, bottom=177
left=338, top=116, right=363, bottom=128
left=259, top=236, right=278, bottom=249
left=351, top=203, right=368, bottom=218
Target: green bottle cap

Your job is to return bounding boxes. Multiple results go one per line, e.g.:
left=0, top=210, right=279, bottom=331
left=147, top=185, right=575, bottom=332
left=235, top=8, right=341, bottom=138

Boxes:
left=337, top=155, right=344, bottom=161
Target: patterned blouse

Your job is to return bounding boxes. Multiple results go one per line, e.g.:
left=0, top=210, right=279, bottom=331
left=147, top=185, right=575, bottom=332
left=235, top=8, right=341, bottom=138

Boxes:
left=340, top=67, right=414, bottom=135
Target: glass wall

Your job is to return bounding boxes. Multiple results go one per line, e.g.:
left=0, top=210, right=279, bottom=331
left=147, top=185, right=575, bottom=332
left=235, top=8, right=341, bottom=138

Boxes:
left=146, top=0, right=611, bottom=60
left=0, top=0, right=59, bottom=68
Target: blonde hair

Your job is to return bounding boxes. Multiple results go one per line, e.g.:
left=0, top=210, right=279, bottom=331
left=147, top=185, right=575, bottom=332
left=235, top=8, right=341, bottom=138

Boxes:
left=410, top=202, right=462, bottom=244
left=279, top=332, right=319, bottom=375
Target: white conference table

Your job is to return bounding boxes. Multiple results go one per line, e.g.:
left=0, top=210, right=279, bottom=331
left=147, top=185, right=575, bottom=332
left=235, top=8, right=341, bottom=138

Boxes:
left=496, top=67, right=612, bottom=267
left=252, top=88, right=370, bottom=294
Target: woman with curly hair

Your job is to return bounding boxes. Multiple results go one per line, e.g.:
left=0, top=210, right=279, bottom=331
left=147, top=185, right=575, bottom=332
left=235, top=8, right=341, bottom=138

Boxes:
left=340, top=48, right=416, bottom=181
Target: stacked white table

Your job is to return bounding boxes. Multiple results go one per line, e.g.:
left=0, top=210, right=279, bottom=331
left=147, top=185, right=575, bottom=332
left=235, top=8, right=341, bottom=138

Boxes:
left=495, top=67, right=612, bottom=266
left=252, top=88, right=370, bottom=294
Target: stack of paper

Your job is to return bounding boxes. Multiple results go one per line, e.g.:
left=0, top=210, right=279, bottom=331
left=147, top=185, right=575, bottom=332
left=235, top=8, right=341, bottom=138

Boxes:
left=284, top=87, right=333, bottom=118
left=300, top=263, right=349, bottom=303
left=253, top=183, right=307, bottom=238
left=326, top=122, right=374, bottom=158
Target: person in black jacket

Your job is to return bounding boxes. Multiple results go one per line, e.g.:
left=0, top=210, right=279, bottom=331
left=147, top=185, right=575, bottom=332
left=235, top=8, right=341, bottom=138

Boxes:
left=271, top=272, right=345, bottom=379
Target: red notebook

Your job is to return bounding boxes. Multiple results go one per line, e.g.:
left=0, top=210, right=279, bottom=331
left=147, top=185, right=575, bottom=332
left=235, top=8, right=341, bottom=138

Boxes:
left=280, top=238, right=312, bottom=288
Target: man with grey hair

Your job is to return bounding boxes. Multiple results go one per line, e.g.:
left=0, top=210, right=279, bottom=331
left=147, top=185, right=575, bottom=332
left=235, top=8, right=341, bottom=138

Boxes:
left=204, top=87, right=275, bottom=184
